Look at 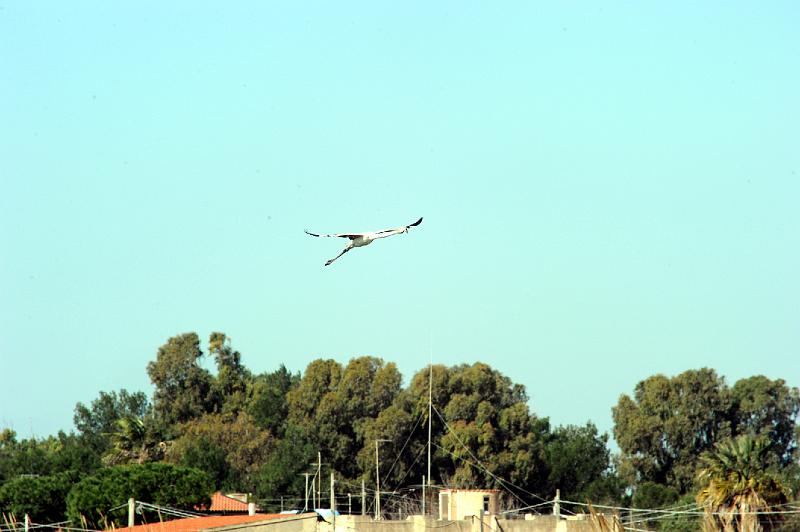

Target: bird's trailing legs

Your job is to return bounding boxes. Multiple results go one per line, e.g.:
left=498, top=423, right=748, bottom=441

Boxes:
left=325, top=245, right=353, bottom=266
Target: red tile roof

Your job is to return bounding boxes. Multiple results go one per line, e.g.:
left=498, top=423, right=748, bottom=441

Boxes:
left=113, top=514, right=287, bottom=532
left=204, top=492, right=251, bottom=512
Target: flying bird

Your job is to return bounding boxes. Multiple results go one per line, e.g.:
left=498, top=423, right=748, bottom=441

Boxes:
left=305, top=217, right=423, bottom=266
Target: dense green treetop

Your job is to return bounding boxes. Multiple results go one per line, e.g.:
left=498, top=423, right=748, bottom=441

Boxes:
left=73, top=389, right=149, bottom=455
left=147, top=333, right=218, bottom=427
left=0, top=470, right=80, bottom=523
left=3, top=330, right=798, bottom=527
left=614, top=369, right=799, bottom=494
left=66, top=463, right=212, bottom=529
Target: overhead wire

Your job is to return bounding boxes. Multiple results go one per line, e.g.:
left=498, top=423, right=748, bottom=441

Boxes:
left=430, top=405, right=560, bottom=512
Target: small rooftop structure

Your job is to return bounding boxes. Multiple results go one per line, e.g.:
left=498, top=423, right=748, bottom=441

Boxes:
left=438, top=489, right=500, bottom=520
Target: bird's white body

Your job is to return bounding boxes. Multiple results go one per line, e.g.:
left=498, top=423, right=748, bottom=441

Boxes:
left=305, top=218, right=422, bottom=266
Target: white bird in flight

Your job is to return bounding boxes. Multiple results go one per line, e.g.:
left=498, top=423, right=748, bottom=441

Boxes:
left=305, top=217, right=423, bottom=266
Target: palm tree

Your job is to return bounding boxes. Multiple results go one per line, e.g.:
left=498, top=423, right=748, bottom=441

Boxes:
left=103, top=415, right=169, bottom=465
left=696, top=435, right=789, bottom=531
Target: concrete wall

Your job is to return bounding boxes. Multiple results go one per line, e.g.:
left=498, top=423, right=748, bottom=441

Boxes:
left=316, top=513, right=598, bottom=532
left=319, top=515, right=415, bottom=532
left=209, top=514, right=319, bottom=532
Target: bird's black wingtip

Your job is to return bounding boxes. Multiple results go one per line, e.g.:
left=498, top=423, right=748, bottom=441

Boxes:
left=410, top=217, right=423, bottom=227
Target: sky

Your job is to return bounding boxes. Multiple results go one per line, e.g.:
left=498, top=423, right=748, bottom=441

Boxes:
left=1, top=2, right=798, bottom=445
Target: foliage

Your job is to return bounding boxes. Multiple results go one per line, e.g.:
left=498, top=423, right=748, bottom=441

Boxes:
left=73, top=389, right=150, bottom=455
left=146, top=333, right=218, bottom=427
left=102, top=415, right=168, bottom=466
left=696, top=435, right=789, bottom=531
left=255, top=424, right=316, bottom=510
left=4, top=328, right=799, bottom=525
left=419, top=363, right=550, bottom=495
left=286, top=357, right=402, bottom=480
left=0, top=470, right=80, bottom=523
left=579, top=472, right=629, bottom=507
left=631, top=481, right=679, bottom=510
left=656, top=493, right=701, bottom=532
left=545, top=423, right=611, bottom=502
left=209, top=332, right=252, bottom=415
left=248, top=365, right=299, bottom=436
left=167, top=412, right=272, bottom=492
left=0, top=430, right=100, bottom=485
left=65, top=463, right=212, bottom=529
left=179, top=437, right=228, bottom=490
left=613, top=368, right=732, bottom=492
left=729, top=376, right=800, bottom=467
left=614, top=370, right=800, bottom=498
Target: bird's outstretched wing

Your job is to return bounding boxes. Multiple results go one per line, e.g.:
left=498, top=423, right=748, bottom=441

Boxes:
left=304, top=230, right=362, bottom=240
left=374, top=217, right=424, bottom=234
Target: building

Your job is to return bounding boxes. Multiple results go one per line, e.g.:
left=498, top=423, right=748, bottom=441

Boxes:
left=437, top=489, right=500, bottom=520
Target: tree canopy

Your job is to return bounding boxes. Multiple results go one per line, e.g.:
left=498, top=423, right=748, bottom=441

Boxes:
left=2, top=331, right=798, bottom=530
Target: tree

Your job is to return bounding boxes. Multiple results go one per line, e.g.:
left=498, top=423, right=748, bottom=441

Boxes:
left=286, top=357, right=403, bottom=479
left=179, top=437, right=228, bottom=490
left=73, top=389, right=149, bottom=455
left=630, top=481, right=679, bottom=510
left=400, top=363, right=551, bottom=500
left=65, top=463, right=213, bottom=529
left=102, top=415, right=168, bottom=466
left=255, top=424, right=316, bottom=510
left=167, top=412, right=272, bottom=492
left=545, top=423, right=612, bottom=502
left=46, top=431, right=101, bottom=476
left=146, top=333, right=218, bottom=427
left=696, top=435, right=789, bottom=531
left=248, top=365, right=299, bottom=436
left=729, top=376, right=800, bottom=467
left=0, top=470, right=80, bottom=523
left=657, top=493, right=701, bottom=532
left=613, top=369, right=732, bottom=492
left=209, top=332, right=251, bottom=415
left=0, top=430, right=99, bottom=484
left=355, top=405, right=421, bottom=489
left=0, top=430, right=56, bottom=482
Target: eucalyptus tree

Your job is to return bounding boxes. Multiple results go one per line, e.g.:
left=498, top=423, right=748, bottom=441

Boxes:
left=613, top=368, right=732, bottom=492
left=147, top=332, right=218, bottom=427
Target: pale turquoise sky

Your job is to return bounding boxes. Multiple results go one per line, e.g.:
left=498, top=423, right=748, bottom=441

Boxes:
left=1, top=2, right=798, bottom=443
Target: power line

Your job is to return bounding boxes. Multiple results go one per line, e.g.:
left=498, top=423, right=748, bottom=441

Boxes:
left=431, top=405, right=555, bottom=511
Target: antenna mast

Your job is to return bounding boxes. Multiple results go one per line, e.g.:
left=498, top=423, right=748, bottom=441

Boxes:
left=427, top=360, right=433, bottom=501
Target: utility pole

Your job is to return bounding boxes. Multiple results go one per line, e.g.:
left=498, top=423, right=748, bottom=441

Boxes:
left=330, top=472, right=336, bottom=512
left=361, top=479, right=366, bottom=516
left=374, top=439, right=390, bottom=520
left=422, top=475, right=426, bottom=516
left=317, top=452, right=322, bottom=510
left=302, top=473, right=311, bottom=511
left=375, top=440, right=380, bottom=520
left=348, top=493, right=352, bottom=515
left=128, top=498, right=135, bottom=527
left=553, top=489, right=561, bottom=519
left=427, top=362, right=433, bottom=510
